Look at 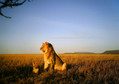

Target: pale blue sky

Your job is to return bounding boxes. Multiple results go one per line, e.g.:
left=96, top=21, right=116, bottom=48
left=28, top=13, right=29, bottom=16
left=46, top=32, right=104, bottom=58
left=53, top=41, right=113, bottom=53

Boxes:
left=0, top=0, right=119, bottom=54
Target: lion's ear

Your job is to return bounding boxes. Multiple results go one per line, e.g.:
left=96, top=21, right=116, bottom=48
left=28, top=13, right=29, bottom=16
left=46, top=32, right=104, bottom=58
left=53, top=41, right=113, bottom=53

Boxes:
left=45, top=42, right=49, bottom=44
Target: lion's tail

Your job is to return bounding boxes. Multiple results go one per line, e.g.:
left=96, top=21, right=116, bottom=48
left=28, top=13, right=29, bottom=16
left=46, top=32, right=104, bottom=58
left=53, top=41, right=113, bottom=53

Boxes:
left=62, top=63, right=67, bottom=70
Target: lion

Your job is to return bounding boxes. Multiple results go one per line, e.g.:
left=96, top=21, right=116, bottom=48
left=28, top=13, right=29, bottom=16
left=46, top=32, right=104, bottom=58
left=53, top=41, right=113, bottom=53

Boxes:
left=32, top=62, right=39, bottom=74
left=40, top=42, right=67, bottom=71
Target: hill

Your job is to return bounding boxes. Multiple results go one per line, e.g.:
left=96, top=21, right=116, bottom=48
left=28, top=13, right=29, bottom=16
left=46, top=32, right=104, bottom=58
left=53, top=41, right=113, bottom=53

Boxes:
left=103, top=50, right=119, bottom=54
left=64, top=52, right=95, bottom=54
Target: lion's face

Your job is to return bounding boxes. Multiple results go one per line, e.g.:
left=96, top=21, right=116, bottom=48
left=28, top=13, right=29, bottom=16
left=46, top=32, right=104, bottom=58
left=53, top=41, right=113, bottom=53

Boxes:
left=40, top=42, right=52, bottom=53
left=33, top=63, right=38, bottom=68
left=40, top=43, right=47, bottom=53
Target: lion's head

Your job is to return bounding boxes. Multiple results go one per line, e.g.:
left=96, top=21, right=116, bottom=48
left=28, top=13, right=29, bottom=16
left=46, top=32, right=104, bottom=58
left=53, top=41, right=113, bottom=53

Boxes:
left=32, top=62, right=38, bottom=68
left=40, top=42, right=53, bottom=53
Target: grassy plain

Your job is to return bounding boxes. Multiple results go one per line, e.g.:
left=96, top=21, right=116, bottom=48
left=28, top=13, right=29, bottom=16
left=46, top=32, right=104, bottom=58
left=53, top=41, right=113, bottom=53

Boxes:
left=0, top=54, right=119, bottom=84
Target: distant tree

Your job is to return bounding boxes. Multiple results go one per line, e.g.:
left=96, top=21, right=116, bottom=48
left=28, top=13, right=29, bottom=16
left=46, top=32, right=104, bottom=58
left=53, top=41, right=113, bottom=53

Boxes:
left=0, top=0, right=31, bottom=19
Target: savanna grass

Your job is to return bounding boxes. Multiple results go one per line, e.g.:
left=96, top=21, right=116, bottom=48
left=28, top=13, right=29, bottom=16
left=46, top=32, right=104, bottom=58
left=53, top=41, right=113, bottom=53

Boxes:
left=0, top=54, right=119, bottom=84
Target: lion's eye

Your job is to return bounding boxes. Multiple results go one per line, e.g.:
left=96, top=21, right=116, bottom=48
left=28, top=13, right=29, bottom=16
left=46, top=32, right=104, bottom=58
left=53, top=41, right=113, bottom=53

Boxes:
left=42, top=46, right=44, bottom=49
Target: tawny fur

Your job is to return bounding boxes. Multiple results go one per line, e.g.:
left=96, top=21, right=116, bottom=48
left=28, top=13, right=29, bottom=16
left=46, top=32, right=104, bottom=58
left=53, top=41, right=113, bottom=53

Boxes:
left=32, top=63, right=39, bottom=74
left=40, top=42, right=67, bottom=71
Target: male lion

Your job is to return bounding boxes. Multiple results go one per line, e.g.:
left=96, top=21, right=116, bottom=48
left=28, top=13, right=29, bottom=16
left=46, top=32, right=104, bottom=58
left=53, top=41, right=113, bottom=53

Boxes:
left=40, top=42, right=67, bottom=71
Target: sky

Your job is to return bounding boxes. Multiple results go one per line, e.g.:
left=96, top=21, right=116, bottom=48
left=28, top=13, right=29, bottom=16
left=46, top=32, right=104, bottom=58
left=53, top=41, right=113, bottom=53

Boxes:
left=0, top=0, right=119, bottom=54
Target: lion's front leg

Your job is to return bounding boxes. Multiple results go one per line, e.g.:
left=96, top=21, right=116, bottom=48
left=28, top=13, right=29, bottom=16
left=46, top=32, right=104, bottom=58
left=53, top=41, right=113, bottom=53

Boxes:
left=44, top=62, right=49, bottom=71
left=49, top=59, right=55, bottom=70
left=49, top=63, right=54, bottom=70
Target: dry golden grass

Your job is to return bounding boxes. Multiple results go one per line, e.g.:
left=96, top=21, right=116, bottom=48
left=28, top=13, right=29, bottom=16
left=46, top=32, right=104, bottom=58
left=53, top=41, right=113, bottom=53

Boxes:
left=0, top=54, right=119, bottom=84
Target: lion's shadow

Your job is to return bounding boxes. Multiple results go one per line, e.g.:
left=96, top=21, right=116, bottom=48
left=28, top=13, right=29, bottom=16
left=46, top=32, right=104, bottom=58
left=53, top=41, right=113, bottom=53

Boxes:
left=66, top=64, right=72, bottom=70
